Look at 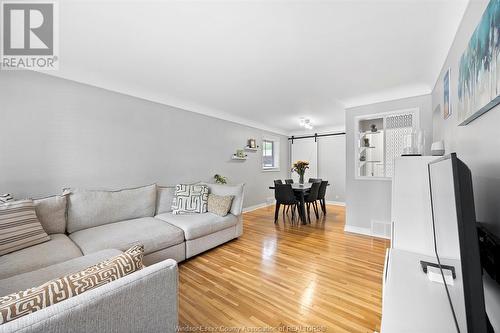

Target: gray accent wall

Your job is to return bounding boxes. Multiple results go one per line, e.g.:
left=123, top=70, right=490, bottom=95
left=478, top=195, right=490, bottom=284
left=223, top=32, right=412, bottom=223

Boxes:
left=345, top=94, right=432, bottom=232
left=431, top=0, right=500, bottom=237
left=0, top=71, right=288, bottom=208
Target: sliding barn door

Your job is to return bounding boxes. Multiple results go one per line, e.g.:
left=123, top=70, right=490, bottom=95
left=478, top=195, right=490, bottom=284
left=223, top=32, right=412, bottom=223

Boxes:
left=290, top=138, right=318, bottom=182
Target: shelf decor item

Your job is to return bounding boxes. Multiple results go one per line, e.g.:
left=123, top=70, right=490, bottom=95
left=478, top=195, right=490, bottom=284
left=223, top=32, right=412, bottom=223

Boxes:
left=402, top=129, right=425, bottom=156
left=370, top=124, right=378, bottom=132
left=291, top=160, right=309, bottom=184
left=232, top=149, right=247, bottom=160
left=431, top=141, right=445, bottom=156
left=213, top=174, right=227, bottom=184
left=458, top=0, right=500, bottom=125
left=248, top=138, right=256, bottom=149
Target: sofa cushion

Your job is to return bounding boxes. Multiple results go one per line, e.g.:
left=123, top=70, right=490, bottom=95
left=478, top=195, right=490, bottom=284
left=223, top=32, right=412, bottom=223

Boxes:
left=0, top=245, right=143, bottom=324
left=156, top=186, right=175, bottom=214
left=0, top=249, right=122, bottom=297
left=69, top=217, right=184, bottom=255
left=66, top=184, right=157, bottom=233
left=33, top=195, right=67, bottom=234
left=0, top=200, right=51, bottom=256
left=0, top=234, right=82, bottom=280
left=155, top=212, right=238, bottom=240
left=199, top=183, right=244, bottom=216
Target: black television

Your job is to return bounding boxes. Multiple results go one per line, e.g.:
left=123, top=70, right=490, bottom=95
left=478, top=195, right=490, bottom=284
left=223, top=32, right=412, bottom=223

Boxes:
left=428, top=153, right=490, bottom=332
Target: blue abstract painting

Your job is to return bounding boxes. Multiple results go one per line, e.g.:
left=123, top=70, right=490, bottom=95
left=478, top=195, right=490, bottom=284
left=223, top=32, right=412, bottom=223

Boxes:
left=444, top=69, right=451, bottom=119
left=458, top=0, right=500, bottom=125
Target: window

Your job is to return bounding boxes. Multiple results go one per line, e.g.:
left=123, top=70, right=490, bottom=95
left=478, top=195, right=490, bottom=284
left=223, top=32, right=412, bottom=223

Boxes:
left=262, top=138, right=280, bottom=170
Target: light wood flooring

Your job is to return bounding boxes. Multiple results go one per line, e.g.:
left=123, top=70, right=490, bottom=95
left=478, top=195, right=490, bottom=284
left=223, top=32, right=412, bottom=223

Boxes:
left=178, top=205, right=390, bottom=332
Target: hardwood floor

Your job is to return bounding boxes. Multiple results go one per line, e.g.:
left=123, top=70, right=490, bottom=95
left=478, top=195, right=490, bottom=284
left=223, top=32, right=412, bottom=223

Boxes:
left=178, top=205, right=390, bottom=332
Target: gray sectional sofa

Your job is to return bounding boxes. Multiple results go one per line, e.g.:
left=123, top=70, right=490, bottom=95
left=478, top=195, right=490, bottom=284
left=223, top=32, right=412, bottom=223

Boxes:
left=0, top=182, right=244, bottom=333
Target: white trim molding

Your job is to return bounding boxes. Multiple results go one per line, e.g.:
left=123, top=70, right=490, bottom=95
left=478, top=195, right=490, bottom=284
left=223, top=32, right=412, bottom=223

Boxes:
left=325, top=200, right=346, bottom=206
left=344, top=224, right=390, bottom=240
left=242, top=202, right=273, bottom=213
left=244, top=201, right=345, bottom=213
left=43, top=73, right=288, bottom=136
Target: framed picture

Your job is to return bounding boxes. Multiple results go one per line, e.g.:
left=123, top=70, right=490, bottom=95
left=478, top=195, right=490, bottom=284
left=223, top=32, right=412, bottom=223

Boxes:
left=443, top=68, right=451, bottom=120
left=458, top=0, right=500, bottom=125
left=248, top=138, right=256, bottom=148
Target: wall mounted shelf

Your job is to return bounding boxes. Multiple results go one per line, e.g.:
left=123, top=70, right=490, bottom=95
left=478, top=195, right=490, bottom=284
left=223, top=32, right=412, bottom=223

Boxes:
left=244, top=146, right=259, bottom=151
left=232, top=155, right=247, bottom=160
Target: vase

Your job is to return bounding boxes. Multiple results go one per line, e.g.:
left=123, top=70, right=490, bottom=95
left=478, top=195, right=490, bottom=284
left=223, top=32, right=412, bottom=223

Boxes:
left=299, top=174, right=304, bottom=184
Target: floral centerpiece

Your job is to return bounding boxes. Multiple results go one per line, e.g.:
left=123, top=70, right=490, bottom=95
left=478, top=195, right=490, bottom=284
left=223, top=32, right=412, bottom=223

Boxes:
left=291, top=160, right=309, bottom=184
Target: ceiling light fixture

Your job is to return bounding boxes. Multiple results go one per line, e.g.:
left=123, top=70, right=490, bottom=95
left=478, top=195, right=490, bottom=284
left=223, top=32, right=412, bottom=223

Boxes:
left=299, top=117, right=313, bottom=130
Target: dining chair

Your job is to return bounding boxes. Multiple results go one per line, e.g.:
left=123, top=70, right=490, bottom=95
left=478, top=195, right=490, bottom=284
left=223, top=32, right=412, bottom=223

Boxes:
left=273, top=184, right=299, bottom=223
left=308, top=178, right=322, bottom=183
left=304, top=182, right=321, bottom=222
left=284, top=179, right=294, bottom=184
left=274, top=179, right=283, bottom=186
left=317, top=180, right=329, bottom=215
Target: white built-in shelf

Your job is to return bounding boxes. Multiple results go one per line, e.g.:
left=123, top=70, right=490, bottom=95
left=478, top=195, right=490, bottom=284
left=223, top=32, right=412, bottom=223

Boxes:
left=244, top=146, right=259, bottom=151
left=362, top=130, right=382, bottom=135
left=359, top=161, right=383, bottom=167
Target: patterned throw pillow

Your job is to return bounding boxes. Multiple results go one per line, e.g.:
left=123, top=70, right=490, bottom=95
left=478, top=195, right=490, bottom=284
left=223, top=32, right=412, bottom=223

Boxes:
left=0, top=200, right=50, bottom=256
left=208, top=194, right=234, bottom=217
left=0, top=244, right=144, bottom=324
left=171, top=184, right=209, bottom=214
left=0, top=194, right=14, bottom=203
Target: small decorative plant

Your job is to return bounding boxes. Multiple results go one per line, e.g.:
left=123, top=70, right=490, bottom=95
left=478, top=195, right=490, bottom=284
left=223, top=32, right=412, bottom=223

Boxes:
left=291, top=160, right=309, bottom=184
left=213, top=174, right=227, bottom=184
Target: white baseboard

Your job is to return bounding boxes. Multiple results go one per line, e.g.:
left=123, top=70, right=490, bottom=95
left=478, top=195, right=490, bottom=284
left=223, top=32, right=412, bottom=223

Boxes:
left=344, top=224, right=390, bottom=239
left=325, top=200, right=346, bottom=207
left=344, top=225, right=373, bottom=237
left=244, top=200, right=345, bottom=213
left=243, top=202, right=273, bottom=213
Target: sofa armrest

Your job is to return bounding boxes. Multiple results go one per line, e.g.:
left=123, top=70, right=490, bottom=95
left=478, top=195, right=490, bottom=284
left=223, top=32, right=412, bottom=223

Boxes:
left=0, top=259, right=178, bottom=333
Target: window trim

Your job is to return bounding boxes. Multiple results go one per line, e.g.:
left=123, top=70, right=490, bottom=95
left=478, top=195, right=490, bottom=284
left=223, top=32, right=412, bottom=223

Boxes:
left=262, top=136, right=280, bottom=172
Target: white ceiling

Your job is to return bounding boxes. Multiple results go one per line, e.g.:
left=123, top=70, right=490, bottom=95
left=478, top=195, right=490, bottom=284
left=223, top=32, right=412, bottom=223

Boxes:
left=48, top=0, right=468, bottom=135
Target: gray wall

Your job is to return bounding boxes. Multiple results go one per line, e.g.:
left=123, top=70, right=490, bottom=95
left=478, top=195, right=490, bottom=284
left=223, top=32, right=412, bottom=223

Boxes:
left=0, top=71, right=288, bottom=208
left=317, top=135, right=346, bottom=203
left=432, top=1, right=500, bottom=239
left=345, top=94, right=432, bottom=232
left=431, top=0, right=500, bottom=237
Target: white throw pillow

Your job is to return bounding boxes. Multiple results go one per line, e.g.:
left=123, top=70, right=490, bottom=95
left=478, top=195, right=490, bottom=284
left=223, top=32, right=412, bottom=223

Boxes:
left=172, top=184, right=209, bottom=214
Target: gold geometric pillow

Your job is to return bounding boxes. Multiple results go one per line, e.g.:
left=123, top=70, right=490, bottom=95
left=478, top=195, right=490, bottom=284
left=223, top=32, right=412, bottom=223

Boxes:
left=0, top=244, right=144, bottom=324
left=207, top=194, right=234, bottom=217
left=0, top=200, right=50, bottom=256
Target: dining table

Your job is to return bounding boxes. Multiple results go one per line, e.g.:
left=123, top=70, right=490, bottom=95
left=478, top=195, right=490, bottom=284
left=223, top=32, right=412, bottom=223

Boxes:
left=268, top=182, right=328, bottom=224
